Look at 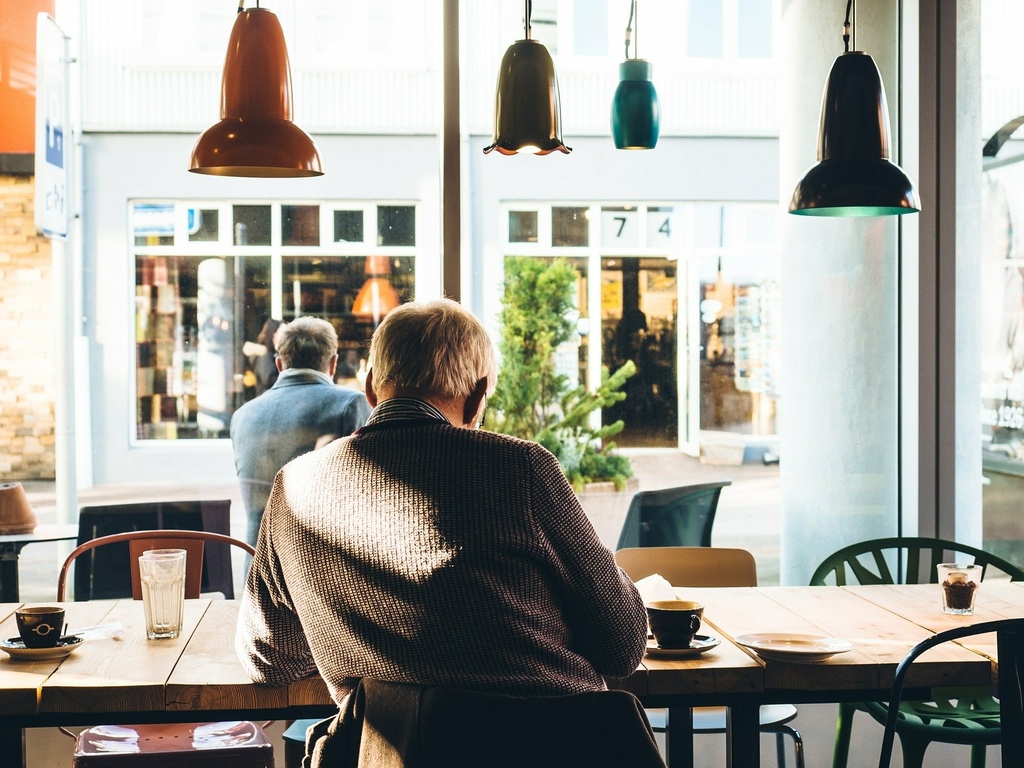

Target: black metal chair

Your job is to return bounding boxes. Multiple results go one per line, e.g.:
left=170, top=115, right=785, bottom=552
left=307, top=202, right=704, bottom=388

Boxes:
left=812, top=537, right=1024, bottom=768
left=877, top=619, right=1024, bottom=768
left=616, top=481, right=731, bottom=550
left=74, top=500, right=235, bottom=599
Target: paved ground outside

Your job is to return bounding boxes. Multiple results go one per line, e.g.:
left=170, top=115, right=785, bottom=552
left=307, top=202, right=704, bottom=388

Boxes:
left=14, top=451, right=780, bottom=603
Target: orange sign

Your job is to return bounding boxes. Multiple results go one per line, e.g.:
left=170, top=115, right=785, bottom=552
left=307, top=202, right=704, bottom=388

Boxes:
left=0, top=0, right=55, bottom=154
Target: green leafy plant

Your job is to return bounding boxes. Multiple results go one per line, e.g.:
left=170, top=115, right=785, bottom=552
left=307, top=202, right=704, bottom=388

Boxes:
left=486, top=256, right=636, bottom=491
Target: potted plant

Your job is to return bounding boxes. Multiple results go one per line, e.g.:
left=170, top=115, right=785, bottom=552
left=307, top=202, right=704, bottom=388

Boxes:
left=485, top=257, right=638, bottom=544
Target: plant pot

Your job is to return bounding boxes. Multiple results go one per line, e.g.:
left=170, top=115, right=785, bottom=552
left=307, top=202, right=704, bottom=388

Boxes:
left=575, top=477, right=640, bottom=550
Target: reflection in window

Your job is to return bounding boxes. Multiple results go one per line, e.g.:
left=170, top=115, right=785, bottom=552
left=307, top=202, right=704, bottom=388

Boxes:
left=233, top=205, right=272, bottom=246
left=334, top=210, right=364, bottom=243
left=134, top=254, right=270, bottom=440
left=378, top=206, right=416, bottom=246
left=552, top=207, right=589, bottom=247
left=282, top=205, right=320, bottom=246
left=188, top=209, right=219, bottom=242
left=132, top=203, right=174, bottom=246
left=283, top=255, right=416, bottom=380
left=509, top=210, right=539, bottom=243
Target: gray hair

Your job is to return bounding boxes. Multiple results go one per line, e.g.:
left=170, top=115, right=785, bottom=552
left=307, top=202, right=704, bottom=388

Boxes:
left=369, top=299, right=496, bottom=400
left=275, top=317, right=338, bottom=372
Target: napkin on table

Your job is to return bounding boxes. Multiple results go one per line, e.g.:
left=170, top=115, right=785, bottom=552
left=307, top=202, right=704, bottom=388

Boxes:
left=633, top=573, right=677, bottom=604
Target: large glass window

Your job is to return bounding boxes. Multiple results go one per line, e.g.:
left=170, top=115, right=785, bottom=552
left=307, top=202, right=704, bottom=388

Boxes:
left=131, top=201, right=417, bottom=441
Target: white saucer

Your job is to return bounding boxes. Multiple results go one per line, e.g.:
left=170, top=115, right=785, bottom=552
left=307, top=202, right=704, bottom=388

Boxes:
left=645, top=634, right=721, bottom=659
left=0, top=636, right=83, bottom=661
left=734, top=632, right=854, bottom=663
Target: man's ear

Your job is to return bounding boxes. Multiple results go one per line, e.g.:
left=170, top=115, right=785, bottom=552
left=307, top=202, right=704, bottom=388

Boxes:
left=327, top=353, right=338, bottom=379
left=462, top=377, right=488, bottom=428
left=365, top=369, right=378, bottom=407
left=275, top=356, right=285, bottom=373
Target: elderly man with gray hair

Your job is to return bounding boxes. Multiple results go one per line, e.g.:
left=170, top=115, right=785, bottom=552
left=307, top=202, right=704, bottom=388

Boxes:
left=230, top=316, right=371, bottom=547
left=236, top=299, right=647, bottom=703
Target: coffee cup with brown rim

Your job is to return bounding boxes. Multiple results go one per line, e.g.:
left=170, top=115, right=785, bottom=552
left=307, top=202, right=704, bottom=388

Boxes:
left=15, top=606, right=65, bottom=648
left=646, top=600, right=704, bottom=649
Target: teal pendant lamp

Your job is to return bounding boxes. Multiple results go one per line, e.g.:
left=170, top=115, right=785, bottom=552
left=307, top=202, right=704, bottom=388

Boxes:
left=611, top=1, right=659, bottom=150
left=484, top=0, right=571, bottom=155
left=789, top=0, right=919, bottom=216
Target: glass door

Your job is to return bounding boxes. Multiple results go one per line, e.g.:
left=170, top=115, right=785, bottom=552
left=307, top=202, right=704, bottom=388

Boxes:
left=600, top=256, right=679, bottom=447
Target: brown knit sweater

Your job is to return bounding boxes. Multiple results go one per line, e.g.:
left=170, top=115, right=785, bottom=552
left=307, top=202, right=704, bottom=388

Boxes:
left=236, top=409, right=647, bottom=702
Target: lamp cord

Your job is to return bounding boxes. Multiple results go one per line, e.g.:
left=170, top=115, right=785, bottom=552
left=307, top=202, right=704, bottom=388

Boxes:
left=524, top=0, right=532, bottom=40
left=624, top=0, right=637, bottom=60
left=843, top=0, right=853, bottom=52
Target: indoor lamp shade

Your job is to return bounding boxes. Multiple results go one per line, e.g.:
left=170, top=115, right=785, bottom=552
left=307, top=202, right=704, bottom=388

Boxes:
left=789, top=51, right=919, bottom=216
left=352, top=256, right=400, bottom=325
left=0, top=482, right=37, bottom=535
left=189, top=7, right=323, bottom=178
left=611, top=59, right=659, bottom=150
left=483, top=39, right=571, bottom=156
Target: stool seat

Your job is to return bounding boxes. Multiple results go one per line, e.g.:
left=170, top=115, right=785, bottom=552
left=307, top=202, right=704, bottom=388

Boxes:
left=73, top=721, right=274, bottom=768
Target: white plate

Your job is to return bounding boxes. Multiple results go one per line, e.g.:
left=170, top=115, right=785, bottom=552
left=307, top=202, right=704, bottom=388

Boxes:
left=0, top=636, right=83, bottom=661
left=734, top=633, right=854, bottom=663
left=645, top=634, right=721, bottom=659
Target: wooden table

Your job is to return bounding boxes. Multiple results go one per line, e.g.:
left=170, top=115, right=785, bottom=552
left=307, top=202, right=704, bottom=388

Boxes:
left=1, top=585, right=1021, bottom=768
left=608, top=583, right=1022, bottom=768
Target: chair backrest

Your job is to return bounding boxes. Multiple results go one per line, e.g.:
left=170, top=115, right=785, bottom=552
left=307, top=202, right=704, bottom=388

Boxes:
left=75, top=500, right=233, bottom=599
left=58, top=529, right=255, bottom=601
left=615, top=480, right=731, bottom=550
left=615, top=546, right=758, bottom=587
left=314, top=678, right=667, bottom=768
left=877, top=618, right=1024, bottom=768
left=810, top=536, right=1024, bottom=586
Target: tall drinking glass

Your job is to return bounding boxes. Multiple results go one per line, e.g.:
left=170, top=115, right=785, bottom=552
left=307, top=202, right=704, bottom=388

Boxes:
left=139, top=549, right=186, bottom=639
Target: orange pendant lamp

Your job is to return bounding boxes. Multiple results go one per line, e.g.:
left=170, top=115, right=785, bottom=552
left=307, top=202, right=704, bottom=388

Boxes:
left=352, top=256, right=401, bottom=326
left=189, top=3, right=323, bottom=177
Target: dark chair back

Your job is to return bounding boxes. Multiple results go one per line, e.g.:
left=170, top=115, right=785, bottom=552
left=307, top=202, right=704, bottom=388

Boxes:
left=877, top=618, right=1024, bottom=768
left=616, top=481, right=731, bottom=550
left=75, top=500, right=234, bottom=599
left=809, top=536, right=1024, bottom=586
left=307, top=678, right=667, bottom=768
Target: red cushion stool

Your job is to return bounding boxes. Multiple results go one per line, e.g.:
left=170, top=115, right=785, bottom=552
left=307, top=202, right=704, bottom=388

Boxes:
left=72, top=721, right=274, bottom=768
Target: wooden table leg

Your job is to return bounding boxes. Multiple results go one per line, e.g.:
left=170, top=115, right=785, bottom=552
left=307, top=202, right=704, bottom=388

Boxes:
left=664, top=706, right=694, bottom=768
left=726, top=703, right=760, bottom=768
left=0, top=727, right=25, bottom=768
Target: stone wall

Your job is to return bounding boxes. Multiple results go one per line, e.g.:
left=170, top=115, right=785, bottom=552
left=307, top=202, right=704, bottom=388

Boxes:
left=0, top=174, right=55, bottom=479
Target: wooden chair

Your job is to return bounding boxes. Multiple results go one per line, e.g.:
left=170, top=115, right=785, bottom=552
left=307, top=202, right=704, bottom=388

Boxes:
left=58, top=529, right=272, bottom=768
left=811, top=537, right=1024, bottom=768
left=615, top=546, right=804, bottom=768
left=877, top=618, right=1024, bottom=768
left=616, top=481, right=731, bottom=550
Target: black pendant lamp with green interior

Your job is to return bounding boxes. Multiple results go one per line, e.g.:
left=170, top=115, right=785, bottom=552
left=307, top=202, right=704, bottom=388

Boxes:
left=484, top=0, right=571, bottom=155
left=611, top=0, right=659, bottom=150
left=789, top=0, right=919, bottom=216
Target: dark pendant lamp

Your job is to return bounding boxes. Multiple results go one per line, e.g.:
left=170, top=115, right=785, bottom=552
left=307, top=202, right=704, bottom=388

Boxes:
left=483, top=0, right=571, bottom=155
left=611, top=1, right=659, bottom=150
left=789, top=0, right=919, bottom=216
left=190, top=2, right=323, bottom=177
